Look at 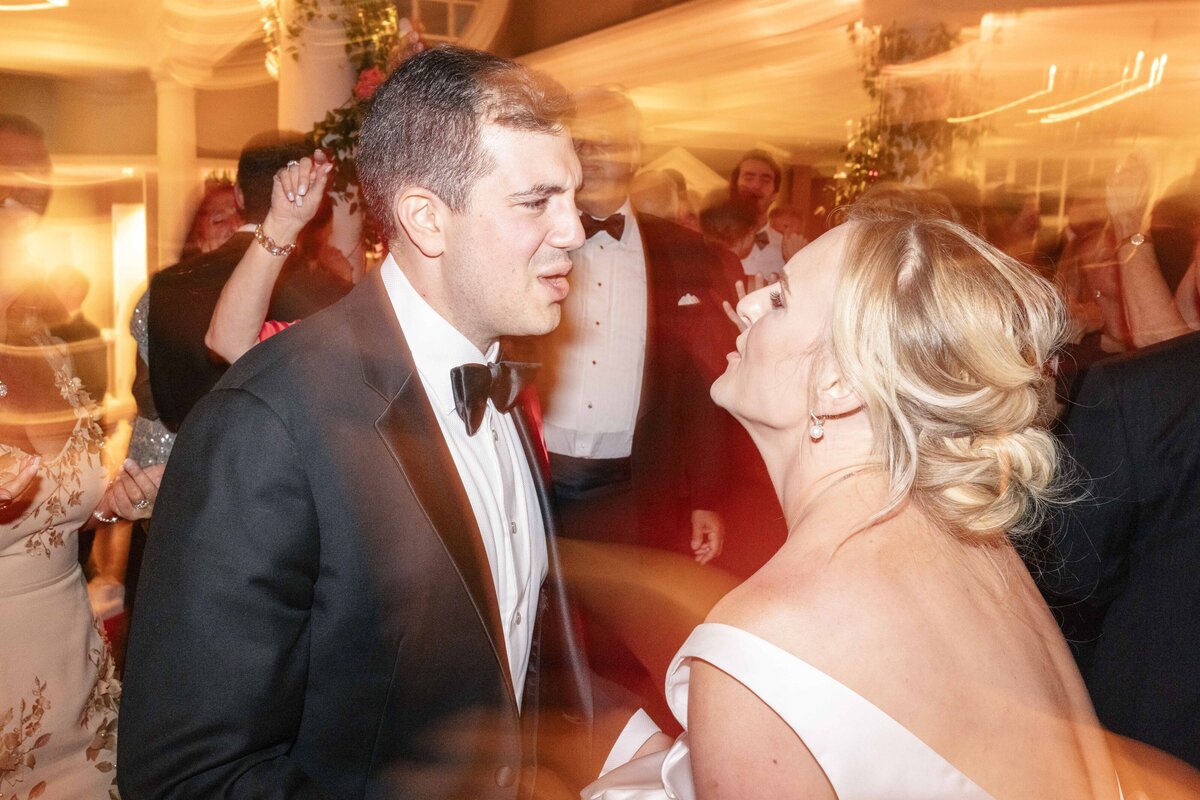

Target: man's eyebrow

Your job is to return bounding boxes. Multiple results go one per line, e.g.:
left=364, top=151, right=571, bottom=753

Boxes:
left=508, top=182, right=566, bottom=201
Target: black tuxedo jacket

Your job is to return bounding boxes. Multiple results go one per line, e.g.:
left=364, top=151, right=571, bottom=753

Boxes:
left=119, top=270, right=617, bottom=799
left=536, top=213, right=738, bottom=546
left=1048, top=330, right=1200, bottom=768
left=147, top=231, right=349, bottom=432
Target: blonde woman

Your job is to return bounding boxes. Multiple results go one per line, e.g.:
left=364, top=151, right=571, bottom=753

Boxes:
left=588, top=206, right=1124, bottom=799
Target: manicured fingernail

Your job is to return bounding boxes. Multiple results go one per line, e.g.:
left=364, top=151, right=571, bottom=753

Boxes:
left=287, top=192, right=295, bottom=202
left=298, top=184, right=307, bottom=196
left=323, top=163, right=333, bottom=173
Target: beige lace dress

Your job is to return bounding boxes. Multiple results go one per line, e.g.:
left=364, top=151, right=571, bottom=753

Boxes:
left=0, top=338, right=119, bottom=800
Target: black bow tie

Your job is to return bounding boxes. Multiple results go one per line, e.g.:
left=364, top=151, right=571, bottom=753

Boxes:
left=754, top=230, right=771, bottom=250
left=450, top=361, right=538, bottom=436
left=581, top=213, right=626, bottom=241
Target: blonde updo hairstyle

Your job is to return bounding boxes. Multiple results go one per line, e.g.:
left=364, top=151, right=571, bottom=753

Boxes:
left=828, top=204, right=1066, bottom=546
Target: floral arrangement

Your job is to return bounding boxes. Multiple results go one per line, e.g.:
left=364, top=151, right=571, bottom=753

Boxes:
left=265, top=0, right=427, bottom=212
left=830, top=22, right=985, bottom=207
left=308, top=10, right=427, bottom=212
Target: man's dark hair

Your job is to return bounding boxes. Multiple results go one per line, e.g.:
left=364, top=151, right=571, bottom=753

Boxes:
left=357, top=45, right=572, bottom=244
left=699, top=197, right=758, bottom=248
left=0, top=113, right=53, bottom=216
left=730, top=149, right=782, bottom=193
left=0, top=113, right=48, bottom=147
left=236, top=131, right=309, bottom=223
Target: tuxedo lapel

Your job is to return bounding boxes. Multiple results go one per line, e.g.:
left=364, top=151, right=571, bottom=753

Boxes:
left=637, top=214, right=675, bottom=420
left=510, top=397, right=594, bottom=728
left=352, top=270, right=515, bottom=706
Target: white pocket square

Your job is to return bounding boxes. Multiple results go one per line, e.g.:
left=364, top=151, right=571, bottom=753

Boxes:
left=677, top=293, right=701, bottom=306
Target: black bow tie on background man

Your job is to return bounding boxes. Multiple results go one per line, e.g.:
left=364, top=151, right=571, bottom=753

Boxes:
left=754, top=229, right=771, bottom=249
left=450, top=361, right=539, bottom=436
left=580, top=212, right=625, bottom=241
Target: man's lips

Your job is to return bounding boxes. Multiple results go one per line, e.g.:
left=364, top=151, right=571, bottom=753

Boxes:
left=538, top=264, right=572, bottom=301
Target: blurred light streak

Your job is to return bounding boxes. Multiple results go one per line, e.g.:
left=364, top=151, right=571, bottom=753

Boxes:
left=111, top=203, right=147, bottom=408
left=1040, top=53, right=1166, bottom=124
left=0, top=0, right=67, bottom=11
left=1027, top=52, right=1143, bottom=113
left=947, top=65, right=1056, bottom=124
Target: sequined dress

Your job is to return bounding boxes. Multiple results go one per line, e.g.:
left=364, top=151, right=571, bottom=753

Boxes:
left=0, top=338, right=120, bottom=800
left=126, top=290, right=174, bottom=467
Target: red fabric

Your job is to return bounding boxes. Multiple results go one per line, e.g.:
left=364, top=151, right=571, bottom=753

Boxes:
left=258, top=319, right=297, bottom=342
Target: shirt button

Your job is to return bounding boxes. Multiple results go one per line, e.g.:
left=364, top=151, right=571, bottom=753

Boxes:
left=509, top=520, right=517, bottom=535
left=514, top=611, right=522, bottom=625
left=491, top=428, right=498, bottom=442
left=591, top=360, right=597, bottom=365
left=494, top=765, right=516, bottom=787
left=594, top=320, right=600, bottom=326
left=586, top=402, right=593, bottom=409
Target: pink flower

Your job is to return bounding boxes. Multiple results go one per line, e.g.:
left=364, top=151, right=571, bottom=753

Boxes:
left=353, top=67, right=385, bottom=101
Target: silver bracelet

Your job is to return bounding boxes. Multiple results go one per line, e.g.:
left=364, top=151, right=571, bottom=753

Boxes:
left=254, top=224, right=297, bottom=257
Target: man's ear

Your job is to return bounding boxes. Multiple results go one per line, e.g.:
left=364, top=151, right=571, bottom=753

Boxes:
left=395, top=189, right=447, bottom=259
left=234, top=185, right=245, bottom=213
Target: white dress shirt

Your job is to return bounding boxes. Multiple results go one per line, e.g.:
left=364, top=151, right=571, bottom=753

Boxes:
left=542, top=200, right=648, bottom=460
left=739, top=223, right=786, bottom=277
left=380, top=255, right=547, bottom=708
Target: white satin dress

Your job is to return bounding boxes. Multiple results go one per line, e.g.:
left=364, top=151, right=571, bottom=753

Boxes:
left=582, top=622, right=995, bottom=800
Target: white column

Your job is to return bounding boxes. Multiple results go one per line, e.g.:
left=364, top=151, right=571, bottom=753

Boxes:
left=276, top=0, right=363, bottom=272
left=154, top=72, right=198, bottom=268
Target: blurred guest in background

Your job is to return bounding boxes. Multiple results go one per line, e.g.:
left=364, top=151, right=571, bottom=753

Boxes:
left=0, top=111, right=157, bottom=800
left=731, top=149, right=792, bottom=277
left=204, top=151, right=336, bottom=363
left=537, top=87, right=741, bottom=720
left=47, top=263, right=107, bottom=403
left=983, top=183, right=1045, bottom=272
left=540, top=87, right=734, bottom=562
left=1049, top=329, right=1200, bottom=770
left=146, top=130, right=349, bottom=432
left=178, top=177, right=241, bottom=261
left=699, top=197, right=758, bottom=262
left=932, top=175, right=985, bottom=234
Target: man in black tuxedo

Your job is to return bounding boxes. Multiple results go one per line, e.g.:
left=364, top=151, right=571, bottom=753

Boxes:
left=537, top=88, right=737, bottom=563
left=146, top=131, right=348, bottom=432
left=1048, top=330, right=1200, bottom=768
left=119, top=47, right=649, bottom=799
left=531, top=89, right=746, bottom=722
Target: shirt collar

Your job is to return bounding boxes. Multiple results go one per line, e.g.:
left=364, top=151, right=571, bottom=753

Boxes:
left=379, top=254, right=499, bottom=418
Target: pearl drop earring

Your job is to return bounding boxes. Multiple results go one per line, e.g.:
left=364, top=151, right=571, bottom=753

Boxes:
left=809, top=411, right=825, bottom=442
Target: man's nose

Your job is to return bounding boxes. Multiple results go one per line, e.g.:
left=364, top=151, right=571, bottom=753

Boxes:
left=554, top=204, right=586, bottom=250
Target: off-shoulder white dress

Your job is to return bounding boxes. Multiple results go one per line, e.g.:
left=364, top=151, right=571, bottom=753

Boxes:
left=584, top=622, right=995, bottom=800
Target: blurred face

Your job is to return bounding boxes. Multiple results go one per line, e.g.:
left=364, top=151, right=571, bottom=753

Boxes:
left=735, top=158, right=778, bottom=216
left=194, top=189, right=241, bottom=253
left=712, top=224, right=849, bottom=428
left=439, top=124, right=584, bottom=350
left=573, top=106, right=640, bottom=218
left=0, top=129, right=50, bottom=245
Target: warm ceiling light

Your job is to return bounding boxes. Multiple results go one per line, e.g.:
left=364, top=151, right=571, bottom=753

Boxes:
left=0, top=0, right=68, bottom=10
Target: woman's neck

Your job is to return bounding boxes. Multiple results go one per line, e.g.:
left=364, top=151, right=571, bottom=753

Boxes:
left=748, top=414, right=880, bottom=541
